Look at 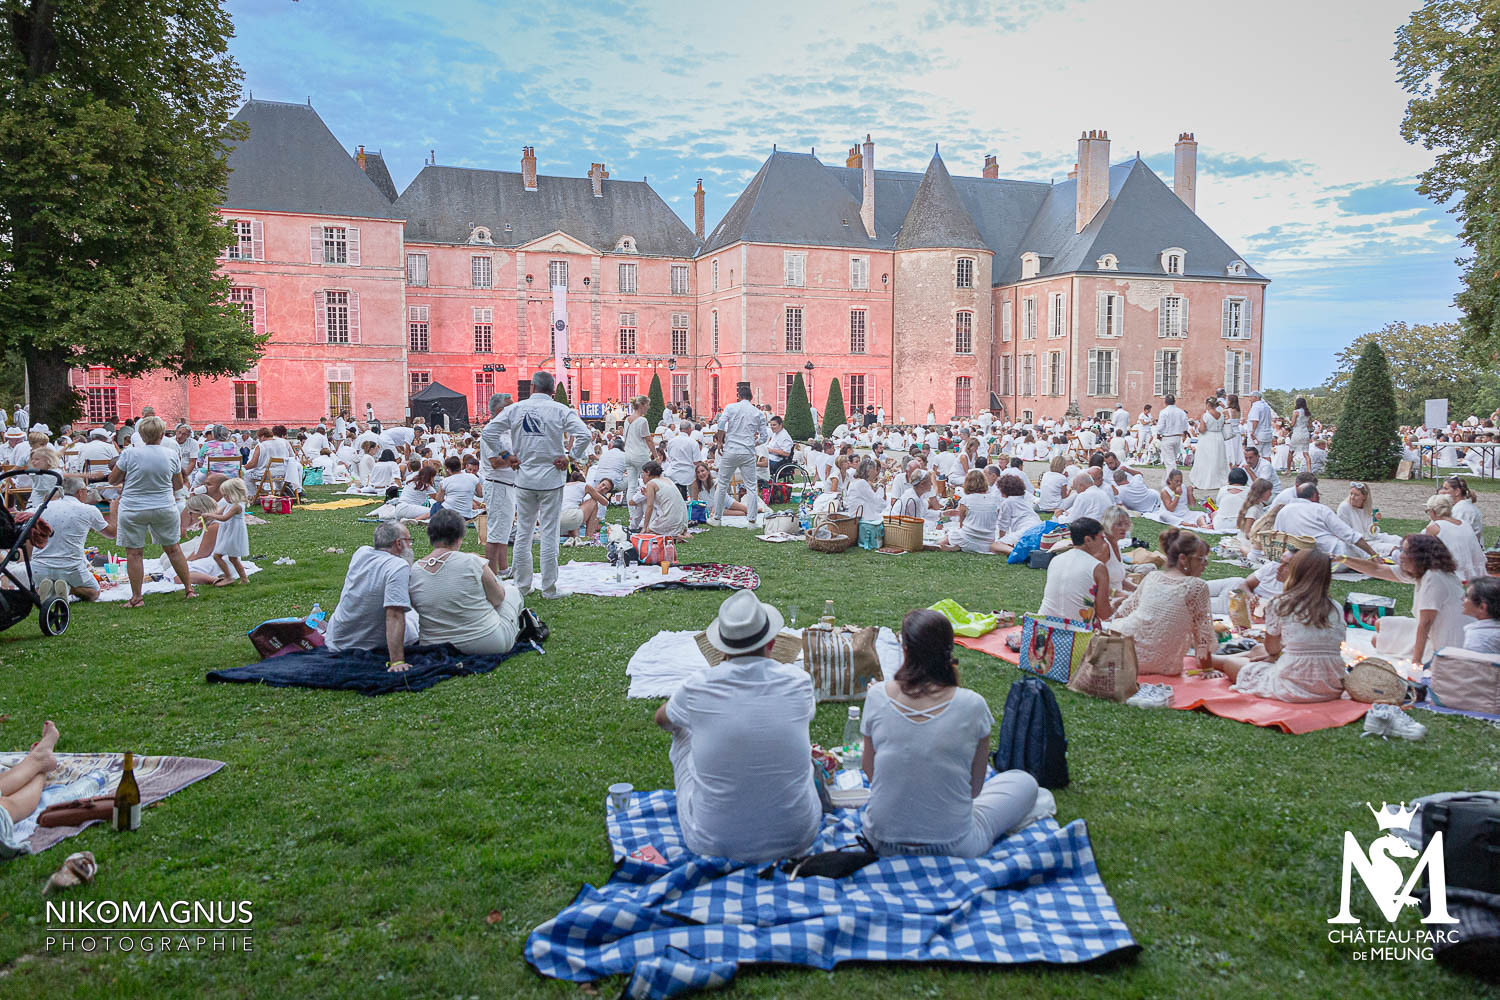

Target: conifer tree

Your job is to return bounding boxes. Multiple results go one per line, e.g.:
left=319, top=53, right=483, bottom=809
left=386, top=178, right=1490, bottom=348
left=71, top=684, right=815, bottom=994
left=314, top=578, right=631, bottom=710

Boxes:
left=821, top=378, right=847, bottom=438
left=1326, top=341, right=1400, bottom=480
left=784, top=373, right=814, bottom=441
left=646, top=373, right=665, bottom=429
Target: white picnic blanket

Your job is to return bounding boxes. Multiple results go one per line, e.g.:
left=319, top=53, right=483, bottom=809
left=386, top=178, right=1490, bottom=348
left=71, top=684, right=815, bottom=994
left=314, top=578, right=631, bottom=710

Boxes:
left=1139, top=511, right=1236, bottom=535
left=626, top=626, right=902, bottom=699
left=755, top=531, right=805, bottom=543
left=92, top=561, right=263, bottom=602
left=553, top=560, right=688, bottom=597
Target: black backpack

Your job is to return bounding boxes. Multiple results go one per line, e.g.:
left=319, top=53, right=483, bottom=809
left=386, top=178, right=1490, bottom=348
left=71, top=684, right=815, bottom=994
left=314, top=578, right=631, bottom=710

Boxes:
left=993, top=677, right=1069, bottom=789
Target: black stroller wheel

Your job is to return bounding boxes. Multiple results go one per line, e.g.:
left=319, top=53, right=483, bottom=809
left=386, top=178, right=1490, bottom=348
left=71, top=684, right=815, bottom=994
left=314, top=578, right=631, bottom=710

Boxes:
left=39, top=596, right=69, bottom=637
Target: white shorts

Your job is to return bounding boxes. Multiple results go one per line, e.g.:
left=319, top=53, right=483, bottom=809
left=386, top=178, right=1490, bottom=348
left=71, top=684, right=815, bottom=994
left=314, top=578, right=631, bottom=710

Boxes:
left=31, top=562, right=96, bottom=590
left=116, top=506, right=181, bottom=549
left=559, top=507, right=584, bottom=533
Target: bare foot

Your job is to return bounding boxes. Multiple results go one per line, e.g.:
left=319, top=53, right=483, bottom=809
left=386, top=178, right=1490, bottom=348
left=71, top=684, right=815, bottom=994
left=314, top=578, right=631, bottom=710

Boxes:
left=125, top=597, right=145, bottom=609
left=183, top=588, right=199, bottom=599
left=30, top=746, right=58, bottom=774
left=214, top=576, right=233, bottom=587
left=36, top=720, right=59, bottom=754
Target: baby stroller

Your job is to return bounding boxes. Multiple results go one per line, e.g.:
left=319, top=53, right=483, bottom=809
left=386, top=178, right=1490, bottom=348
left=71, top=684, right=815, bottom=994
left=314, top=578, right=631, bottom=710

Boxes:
left=0, top=469, right=70, bottom=637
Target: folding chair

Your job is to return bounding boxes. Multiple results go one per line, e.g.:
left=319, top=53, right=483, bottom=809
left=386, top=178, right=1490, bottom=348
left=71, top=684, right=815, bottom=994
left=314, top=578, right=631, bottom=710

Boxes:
left=256, top=457, right=286, bottom=499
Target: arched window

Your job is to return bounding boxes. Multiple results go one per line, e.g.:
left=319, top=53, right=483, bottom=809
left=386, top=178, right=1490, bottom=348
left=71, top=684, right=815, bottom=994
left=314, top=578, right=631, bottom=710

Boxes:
left=1161, top=247, right=1186, bottom=274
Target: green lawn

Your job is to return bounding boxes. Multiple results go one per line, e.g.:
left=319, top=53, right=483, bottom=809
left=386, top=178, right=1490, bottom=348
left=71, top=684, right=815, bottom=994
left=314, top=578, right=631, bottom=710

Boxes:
left=0, top=491, right=1493, bottom=999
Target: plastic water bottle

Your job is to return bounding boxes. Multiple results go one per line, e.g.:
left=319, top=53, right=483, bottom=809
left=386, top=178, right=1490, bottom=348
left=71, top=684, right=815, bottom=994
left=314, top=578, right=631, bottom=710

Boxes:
left=841, top=706, right=862, bottom=756
left=306, top=603, right=326, bottom=632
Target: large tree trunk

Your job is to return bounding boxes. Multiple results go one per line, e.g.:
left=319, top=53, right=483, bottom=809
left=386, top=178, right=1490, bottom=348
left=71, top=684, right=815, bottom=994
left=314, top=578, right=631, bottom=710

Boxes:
left=29, top=348, right=80, bottom=429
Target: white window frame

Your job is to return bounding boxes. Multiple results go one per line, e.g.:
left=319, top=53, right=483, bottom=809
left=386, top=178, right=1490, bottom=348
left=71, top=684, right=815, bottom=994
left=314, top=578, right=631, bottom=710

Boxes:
left=850, top=256, right=868, bottom=290
left=470, top=255, right=493, bottom=289
left=999, top=355, right=1013, bottom=395
left=406, top=252, right=428, bottom=287
left=1161, top=247, right=1186, bottom=274
left=548, top=260, right=568, bottom=287
left=324, top=290, right=351, bottom=344
left=1087, top=348, right=1118, bottom=397
left=1154, top=349, right=1182, bottom=397
left=670, top=312, right=689, bottom=356
left=784, top=252, right=806, bottom=287
left=955, top=257, right=975, bottom=289
left=845, top=374, right=866, bottom=410
left=1023, top=297, right=1037, bottom=340
left=407, top=305, right=429, bottom=353
left=1221, top=296, right=1251, bottom=340
left=670, top=264, right=690, bottom=295
left=322, top=226, right=348, bottom=265
left=1001, top=302, right=1012, bottom=343
left=1047, top=350, right=1065, bottom=396
left=227, top=219, right=259, bottom=261
left=954, top=311, right=974, bottom=355
left=618, top=262, right=637, bottom=294
left=1097, top=291, right=1123, bottom=338
left=711, top=310, right=719, bottom=355
left=1048, top=292, right=1066, bottom=339
left=850, top=309, right=867, bottom=354
left=1158, top=295, right=1187, bottom=338
left=473, top=307, right=494, bottom=353
left=784, top=306, right=804, bottom=352
left=618, top=313, right=637, bottom=354
left=1020, top=353, right=1036, bottom=396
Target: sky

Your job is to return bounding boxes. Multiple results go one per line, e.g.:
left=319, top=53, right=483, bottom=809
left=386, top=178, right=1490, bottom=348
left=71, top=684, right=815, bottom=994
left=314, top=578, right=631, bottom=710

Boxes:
left=225, top=0, right=1464, bottom=388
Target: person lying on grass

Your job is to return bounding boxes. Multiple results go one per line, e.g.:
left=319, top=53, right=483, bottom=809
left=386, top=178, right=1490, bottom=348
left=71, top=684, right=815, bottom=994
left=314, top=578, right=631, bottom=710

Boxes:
left=0, top=721, right=59, bottom=859
left=860, top=610, right=1041, bottom=857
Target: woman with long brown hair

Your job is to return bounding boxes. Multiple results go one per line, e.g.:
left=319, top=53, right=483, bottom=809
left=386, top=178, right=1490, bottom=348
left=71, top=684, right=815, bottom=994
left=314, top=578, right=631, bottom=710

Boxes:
left=859, top=610, right=1042, bottom=857
left=1219, top=549, right=1346, bottom=702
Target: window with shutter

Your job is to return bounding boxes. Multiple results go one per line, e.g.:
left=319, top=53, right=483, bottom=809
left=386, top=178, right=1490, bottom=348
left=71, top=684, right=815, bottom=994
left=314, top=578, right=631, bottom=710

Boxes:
left=252, top=287, right=266, bottom=336
left=1039, top=352, right=1050, bottom=395
left=346, top=227, right=360, bottom=266
left=784, top=252, right=806, bottom=287
left=1001, top=303, right=1012, bottom=343
left=850, top=257, right=867, bottom=290
left=314, top=290, right=328, bottom=342
left=619, top=263, right=637, bottom=294
left=1049, top=293, right=1066, bottom=338
left=671, top=313, right=688, bottom=356
left=348, top=291, right=360, bottom=344
left=1023, top=297, right=1037, bottom=340
left=321, top=226, right=349, bottom=265
left=1154, top=350, right=1164, bottom=395
left=1159, top=296, right=1186, bottom=338
left=618, top=313, right=637, bottom=354
left=1087, top=349, right=1098, bottom=396
left=671, top=264, right=690, bottom=295
left=1097, top=291, right=1122, bottom=338
left=309, top=225, right=323, bottom=263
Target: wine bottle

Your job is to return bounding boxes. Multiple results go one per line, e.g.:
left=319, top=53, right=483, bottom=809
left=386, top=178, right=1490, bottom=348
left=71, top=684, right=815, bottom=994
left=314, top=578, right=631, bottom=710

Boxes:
left=113, top=751, right=141, bottom=832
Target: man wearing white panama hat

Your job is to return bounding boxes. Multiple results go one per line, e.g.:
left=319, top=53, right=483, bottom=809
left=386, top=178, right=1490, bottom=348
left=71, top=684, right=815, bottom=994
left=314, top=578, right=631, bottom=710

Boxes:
left=653, top=590, right=820, bottom=861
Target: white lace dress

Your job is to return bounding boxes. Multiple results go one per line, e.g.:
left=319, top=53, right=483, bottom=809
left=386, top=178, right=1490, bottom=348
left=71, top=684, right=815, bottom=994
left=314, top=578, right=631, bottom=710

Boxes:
left=1190, top=412, right=1228, bottom=490
left=1106, top=572, right=1215, bottom=675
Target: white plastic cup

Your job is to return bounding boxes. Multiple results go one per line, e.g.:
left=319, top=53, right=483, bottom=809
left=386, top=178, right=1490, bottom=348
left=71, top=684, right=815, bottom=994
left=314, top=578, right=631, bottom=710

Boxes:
left=608, top=782, right=634, bottom=811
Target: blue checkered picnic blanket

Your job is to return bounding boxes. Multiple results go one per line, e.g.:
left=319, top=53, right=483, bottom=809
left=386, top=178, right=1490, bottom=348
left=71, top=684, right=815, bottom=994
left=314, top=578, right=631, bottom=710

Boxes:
left=525, top=790, right=1138, bottom=998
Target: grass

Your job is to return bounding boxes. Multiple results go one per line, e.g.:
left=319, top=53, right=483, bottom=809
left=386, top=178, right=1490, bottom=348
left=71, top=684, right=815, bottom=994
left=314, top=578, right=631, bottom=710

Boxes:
left=0, top=491, right=1494, bottom=999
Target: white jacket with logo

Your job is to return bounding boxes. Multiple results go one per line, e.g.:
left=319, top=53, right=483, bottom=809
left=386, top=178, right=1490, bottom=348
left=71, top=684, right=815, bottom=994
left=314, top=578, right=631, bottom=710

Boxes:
left=494, top=392, right=590, bottom=490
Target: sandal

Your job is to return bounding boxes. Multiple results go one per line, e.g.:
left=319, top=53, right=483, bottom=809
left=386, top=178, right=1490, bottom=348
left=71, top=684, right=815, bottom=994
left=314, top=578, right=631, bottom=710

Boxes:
left=125, top=597, right=146, bottom=609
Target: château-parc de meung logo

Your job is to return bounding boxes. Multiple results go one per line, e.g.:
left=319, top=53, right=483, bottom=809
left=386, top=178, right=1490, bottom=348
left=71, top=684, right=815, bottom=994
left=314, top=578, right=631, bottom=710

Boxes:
left=1327, top=802, right=1457, bottom=925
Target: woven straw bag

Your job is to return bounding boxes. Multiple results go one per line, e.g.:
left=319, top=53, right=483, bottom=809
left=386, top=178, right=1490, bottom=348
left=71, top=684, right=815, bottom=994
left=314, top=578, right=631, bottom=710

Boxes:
left=883, top=498, right=925, bottom=552
left=1343, top=657, right=1416, bottom=706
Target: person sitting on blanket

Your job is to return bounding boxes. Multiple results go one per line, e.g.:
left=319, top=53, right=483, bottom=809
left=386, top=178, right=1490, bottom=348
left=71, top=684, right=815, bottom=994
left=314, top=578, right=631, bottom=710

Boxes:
left=31, top=474, right=114, bottom=601
left=0, top=720, right=60, bottom=859
left=690, top=462, right=745, bottom=518
left=560, top=468, right=610, bottom=542
left=409, top=509, right=525, bottom=654
left=391, top=459, right=438, bottom=521
left=653, top=591, right=820, bottom=861
left=1038, top=518, right=1115, bottom=622
left=324, top=521, right=420, bottom=673
left=630, top=461, right=690, bottom=538
left=1216, top=549, right=1347, bottom=702
left=1273, top=483, right=1377, bottom=559
left=431, top=455, right=482, bottom=521
left=1461, top=577, right=1500, bottom=653
left=1346, top=534, right=1469, bottom=664
left=991, top=473, right=1041, bottom=554
left=860, top=610, right=1043, bottom=857
left=1106, top=528, right=1230, bottom=677
left=939, top=470, right=1005, bottom=553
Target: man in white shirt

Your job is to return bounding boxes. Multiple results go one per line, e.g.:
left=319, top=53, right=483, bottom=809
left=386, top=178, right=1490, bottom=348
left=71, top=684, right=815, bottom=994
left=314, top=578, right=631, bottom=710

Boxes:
left=31, top=475, right=113, bottom=601
left=663, top=422, right=700, bottom=497
left=1058, top=473, right=1112, bottom=524
left=302, top=425, right=331, bottom=460
left=1241, top=446, right=1280, bottom=491
left=931, top=441, right=962, bottom=483
left=1113, top=468, right=1160, bottom=512
left=479, top=393, right=517, bottom=576
left=1308, top=438, right=1329, bottom=474
left=653, top=591, right=820, bottom=862
left=766, top=416, right=794, bottom=480
left=492, top=372, right=590, bottom=599
left=1111, top=404, right=1130, bottom=435
left=1274, top=485, right=1376, bottom=558
left=1135, top=404, right=1155, bottom=452
left=1246, top=390, right=1276, bottom=457
left=711, top=384, right=769, bottom=523
left=1157, top=395, right=1190, bottom=471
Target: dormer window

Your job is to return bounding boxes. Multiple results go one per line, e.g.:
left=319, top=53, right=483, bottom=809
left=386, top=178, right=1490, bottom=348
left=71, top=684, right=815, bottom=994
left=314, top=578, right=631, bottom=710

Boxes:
left=1226, top=259, right=1246, bottom=276
left=470, top=226, right=493, bottom=244
left=1161, top=247, right=1186, bottom=275
left=615, top=235, right=638, bottom=254
left=1020, top=251, right=1041, bottom=280
left=1096, top=253, right=1119, bottom=271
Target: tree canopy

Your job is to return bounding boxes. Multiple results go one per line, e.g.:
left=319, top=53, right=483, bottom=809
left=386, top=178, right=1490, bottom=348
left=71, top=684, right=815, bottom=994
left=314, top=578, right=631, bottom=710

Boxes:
left=1396, top=2, right=1500, bottom=358
left=0, top=0, right=260, bottom=424
left=1322, top=321, right=1500, bottom=423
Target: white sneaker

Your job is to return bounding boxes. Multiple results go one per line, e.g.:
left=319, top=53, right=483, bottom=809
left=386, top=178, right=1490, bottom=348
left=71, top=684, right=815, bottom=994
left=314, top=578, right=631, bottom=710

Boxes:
left=35, top=578, right=58, bottom=600
left=1362, top=702, right=1426, bottom=741
left=706, top=517, right=722, bottom=527
left=498, top=567, right=514, bottom=580
left=1126, top=682, right=1175, bottom=709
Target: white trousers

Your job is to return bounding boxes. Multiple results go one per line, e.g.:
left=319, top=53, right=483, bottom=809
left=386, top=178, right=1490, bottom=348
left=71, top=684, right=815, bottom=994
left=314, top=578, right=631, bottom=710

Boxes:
left=483, top=480, right=515, bottom=545
left=867, top=770, right=1041, bottom=858
left=1160, top=434, right=1184, bottom=471
left=513, top=485, right=563, bottom=596
left=713, top=451, right=760, bottom=520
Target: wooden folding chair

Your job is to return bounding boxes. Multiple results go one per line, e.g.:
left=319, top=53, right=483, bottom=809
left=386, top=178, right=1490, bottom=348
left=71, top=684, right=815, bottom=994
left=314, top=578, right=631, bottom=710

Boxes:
left=257, top=457, right=286, bottom=498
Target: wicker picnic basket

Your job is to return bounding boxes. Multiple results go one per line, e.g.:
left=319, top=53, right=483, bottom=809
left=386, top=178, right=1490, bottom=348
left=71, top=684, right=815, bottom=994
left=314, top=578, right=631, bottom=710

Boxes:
left=813, top=509, right=859, bottom=544
left=1257, top=531, right=1317, bottom=561
left=1486, top=550, right=1500, bottom=577
left=1343, top=657, right=1416, bottom=706
left=883, top=498, right=925, bottom=553
left=807, top=528, right=855, bottom=553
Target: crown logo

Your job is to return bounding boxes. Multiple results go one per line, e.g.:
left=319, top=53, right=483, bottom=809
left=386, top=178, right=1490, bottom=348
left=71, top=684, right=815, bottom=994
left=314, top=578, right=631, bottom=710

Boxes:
left=1367, top=802, right=1418, bottom=832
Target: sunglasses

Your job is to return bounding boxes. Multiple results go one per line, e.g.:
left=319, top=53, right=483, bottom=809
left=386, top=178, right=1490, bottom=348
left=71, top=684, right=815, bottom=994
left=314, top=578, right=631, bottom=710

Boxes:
left=1349, top=482, right=1366, bottom=490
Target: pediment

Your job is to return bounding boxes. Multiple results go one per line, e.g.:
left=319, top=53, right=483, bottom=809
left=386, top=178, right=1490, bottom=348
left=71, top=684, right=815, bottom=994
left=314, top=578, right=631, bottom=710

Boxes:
left=517, top=230, right=595, bottom=256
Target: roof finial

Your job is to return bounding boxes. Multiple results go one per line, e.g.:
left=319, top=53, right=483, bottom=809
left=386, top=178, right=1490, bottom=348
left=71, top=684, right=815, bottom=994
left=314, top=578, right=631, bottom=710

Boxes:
left=1136, top=150, right=1141, bottom=160
left=934, top=142, right=939, bottom=155
left=773, top=143, right=777, bottom=152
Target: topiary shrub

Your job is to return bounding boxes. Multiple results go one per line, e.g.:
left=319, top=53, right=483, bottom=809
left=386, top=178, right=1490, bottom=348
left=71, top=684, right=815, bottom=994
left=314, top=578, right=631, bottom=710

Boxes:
left=784, top=373, right=814, bottom=441
left=822, top=378, right=847, bottom=438
left=646, top=372, right=665, bottom=429
left=1325, top=340, right=1401, bottom=479
left=553, top=378, right=570, bottom=406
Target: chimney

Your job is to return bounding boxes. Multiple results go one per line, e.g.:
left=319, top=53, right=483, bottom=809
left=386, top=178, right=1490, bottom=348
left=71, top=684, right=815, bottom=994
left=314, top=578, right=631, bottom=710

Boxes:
left=846, top=144, right=862, bottom=169
left=982, top=154, right=998, bottom=179
left=1174, top=132, right=1197, bottom=212
left=1075, top=129, right=1110, bottom=233
left=356, top=144, right=367, bottom=171
left=521, top=146, right=537, bottom=192
left=589, top=162, right=607, bottom=198
left=693, top=178, right=705, bottom=240
left=1066, top=162, right=1078, bottom=180
left=859, top=134, right=876, bottom=239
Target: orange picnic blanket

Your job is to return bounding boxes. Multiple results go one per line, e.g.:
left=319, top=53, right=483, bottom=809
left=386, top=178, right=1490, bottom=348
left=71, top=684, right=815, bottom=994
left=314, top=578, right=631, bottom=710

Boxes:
left=956, top=627, right=1370, bottom=734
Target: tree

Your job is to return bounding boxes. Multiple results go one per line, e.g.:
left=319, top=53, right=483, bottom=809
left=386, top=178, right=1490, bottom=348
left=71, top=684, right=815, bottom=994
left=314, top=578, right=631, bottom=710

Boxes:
left=646, top=373, right=665, bottom=429
left=1396, top=3, right=1500, bottom=358
left=1322, top=321, right=1500, bottom=423
left=553, top=378, right=570, bottom=406
left=0, top=0, right=263, bottom=426
left=821, top=378, right=847, bottom=437
left=1326, top=341, right=1401, bottom=479
left=784, top=373, right=814, bottom=440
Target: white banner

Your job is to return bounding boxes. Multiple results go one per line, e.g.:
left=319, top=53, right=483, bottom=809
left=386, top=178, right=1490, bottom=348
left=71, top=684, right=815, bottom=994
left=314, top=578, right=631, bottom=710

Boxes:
left=1424, top=398, right=1448, bottom=432
left=551, top=283, right=568, bottom=395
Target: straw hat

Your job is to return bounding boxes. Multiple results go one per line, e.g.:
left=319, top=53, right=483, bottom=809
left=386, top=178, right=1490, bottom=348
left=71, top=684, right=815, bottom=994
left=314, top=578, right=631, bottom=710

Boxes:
left=704, top=590, right=785, bottom=656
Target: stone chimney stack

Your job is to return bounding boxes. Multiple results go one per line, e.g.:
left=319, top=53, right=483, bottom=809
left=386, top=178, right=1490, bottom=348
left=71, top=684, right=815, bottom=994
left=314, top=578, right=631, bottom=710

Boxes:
left=356, top=144, right=367, bottom=171
left=1174, top=132, right=1197, bottom=212
left=521, top=146, right=537, bottom=192
left=1067, top=162, right=1078, bottom=180
left=589, top=162, right=608, bottom=198
left=859, top=134, right=876, bottom=239
left=1075, top=129, right=1110, bottom=233
left=982, top=154, right=998, bottom=179
left=846, top=144, right=862, bottom=169
left=694, top=178, right=705, bottom=240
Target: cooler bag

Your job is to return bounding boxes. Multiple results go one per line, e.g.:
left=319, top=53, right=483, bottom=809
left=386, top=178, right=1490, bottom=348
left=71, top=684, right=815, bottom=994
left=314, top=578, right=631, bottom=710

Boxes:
left=1344, top=592, right=1396, bottom=630
left=1017, top=613, right=1094, bottom=684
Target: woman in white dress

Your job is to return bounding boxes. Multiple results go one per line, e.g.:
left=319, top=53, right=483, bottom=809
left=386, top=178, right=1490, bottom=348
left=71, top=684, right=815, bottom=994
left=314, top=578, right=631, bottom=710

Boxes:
left=1156, top=469, right=1211, bottom=527
left=1190, top=397, right=1228, bottom=491
left=622, top=394, right=655, bottom=502
left=940, top=469, right=1003, bottom=554
left=1037, top=455, right=1071, bottom=511
left=1219, top=549, right=1346, bottom=702
left=636, top=461, right=690, bottom=537
left=1336, top=482, right=1402, bottom=556
left=1363, top=534, right=1469, bottom=664
left=1213, top=468, right=1251, bottom=532
left=1222, top=394, right=1244, bottom=467
left=1423, top=493, right=1487, bottom=583
left=843, top=458, right=887, bottom=524
left=1106, top=528, right=1220, bottom=675
left=993, top=475, right=1042, bottom=554
left=1289, top=397, right=1313, bottom=473
left=1441, top=475, right=1485, bottom=543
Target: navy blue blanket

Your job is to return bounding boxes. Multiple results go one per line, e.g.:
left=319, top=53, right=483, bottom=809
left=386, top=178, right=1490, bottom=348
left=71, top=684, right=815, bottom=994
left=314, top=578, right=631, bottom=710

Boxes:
left=205, top=642, right=536, bottom=695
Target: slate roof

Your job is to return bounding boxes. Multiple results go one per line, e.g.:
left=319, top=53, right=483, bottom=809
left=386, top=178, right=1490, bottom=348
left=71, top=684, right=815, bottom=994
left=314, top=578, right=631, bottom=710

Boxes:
left=224, top=101, right=397, bottom=219
left=359, top=151, right=399, bottom=203
left=702, top=147, right=1263, bottom=285
left=895, top=152, right=987, bottom=251
left=395, top=165, right=699, bottom=256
